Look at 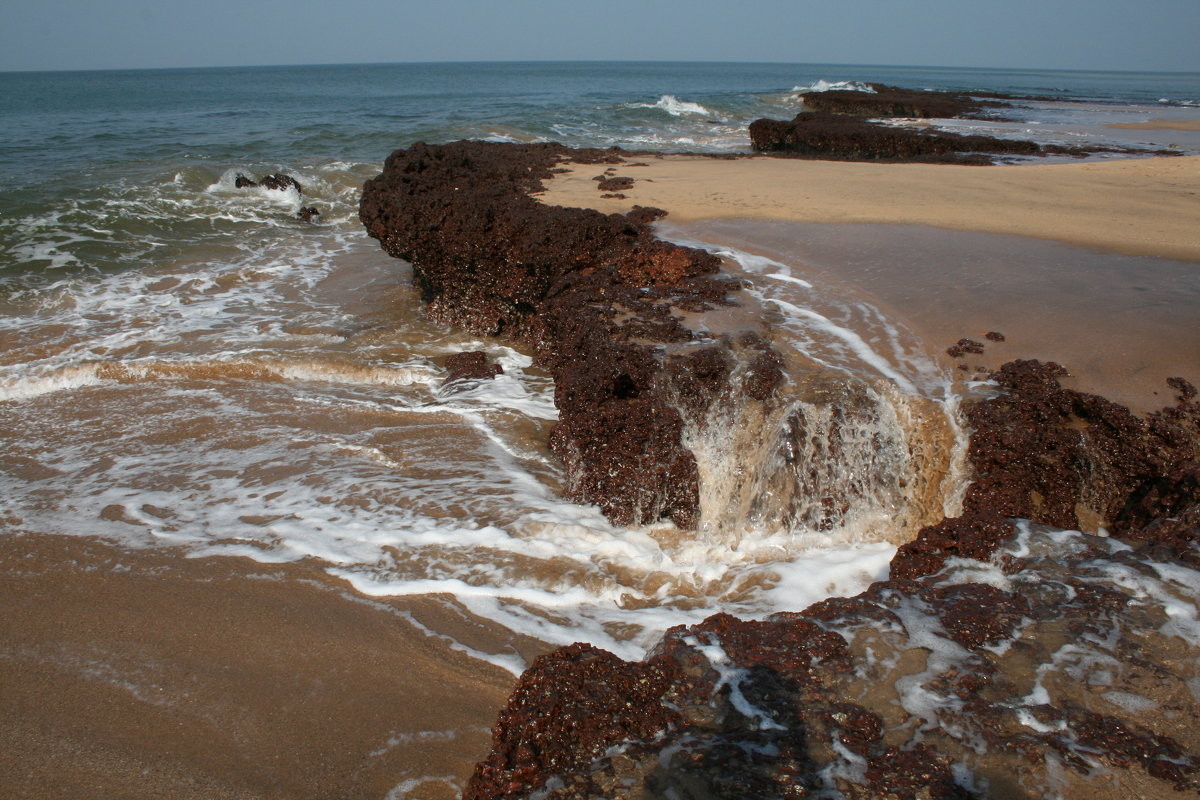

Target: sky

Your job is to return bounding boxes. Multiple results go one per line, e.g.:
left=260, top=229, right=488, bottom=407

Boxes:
left=2, top=0, right=1198, bottom=73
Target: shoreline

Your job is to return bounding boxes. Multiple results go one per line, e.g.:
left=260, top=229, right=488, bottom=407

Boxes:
left=536, top=153, right=1200, bottom=263
left=0, top=531, right=528, bottom=800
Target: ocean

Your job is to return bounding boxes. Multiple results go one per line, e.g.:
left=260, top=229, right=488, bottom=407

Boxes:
left=2, top=61, right=1199, bottom=798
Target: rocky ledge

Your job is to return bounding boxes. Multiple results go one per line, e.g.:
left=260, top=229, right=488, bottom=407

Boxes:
left=464, top=366, right=1200, bottom=800
left=751, top=84, right=1168, bottom=163
left=361, top=139, right=1199, bottom=799
left=798, top=83, right=1012, bottom=119
left=360, top=141, right=782, bottom=528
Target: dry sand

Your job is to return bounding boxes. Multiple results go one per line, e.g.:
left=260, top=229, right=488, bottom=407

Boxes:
left=539, top=154, right=1200, bottom=262
left=0, top=532, right=542, bottom=800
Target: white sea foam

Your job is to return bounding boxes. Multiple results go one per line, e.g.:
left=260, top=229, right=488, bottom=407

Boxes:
left=790, top=80, right=877, bottom=94
left=626, top=94, right=713, bottom=117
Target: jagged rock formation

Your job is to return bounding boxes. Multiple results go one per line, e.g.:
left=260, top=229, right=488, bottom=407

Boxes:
left=463, top=519, right=1200, bottom=800
left=751, top=85, right=1168, bottom=163
left=358, top=138, right=1199, bottom=799
left=962, top=361, right=1200, bottom=555
left=460, top=365, right=1200, bottom=799
left=360, top=141, right=773, bottom=528
left=797, top=84, right=1010, bottom=119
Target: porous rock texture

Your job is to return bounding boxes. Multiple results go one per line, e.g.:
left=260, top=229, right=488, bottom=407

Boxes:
left=360, top=141, right=775, bottom=528
left=751, top=85, right=1166, bottom=163
left=359, top=138, right=1200, bottom=799
left=464, top=522, right=1200, bottom=800
left=460, top=365, right=1199, bottom=800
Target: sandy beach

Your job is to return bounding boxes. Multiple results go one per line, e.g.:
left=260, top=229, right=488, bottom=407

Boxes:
left=539, top=154, right=1200, bottom=262
left=0, top=532, right=537, bottom=800
left=538, top=153, right=1200, bottom=412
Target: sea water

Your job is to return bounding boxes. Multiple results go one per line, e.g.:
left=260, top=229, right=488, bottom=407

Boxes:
left=2, top=62, right=1199, bottom=669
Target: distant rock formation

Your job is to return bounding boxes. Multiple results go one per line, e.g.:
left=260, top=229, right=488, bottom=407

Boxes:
left=751, top=85, right=1170, bottom=163
left=797, top=83, right=1009, bottom=119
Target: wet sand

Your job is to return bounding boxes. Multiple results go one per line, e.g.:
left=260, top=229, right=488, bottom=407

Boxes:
left=1106, top=118, right=1200, bottom=131
left=0, top=532, right=545, bottom=800
left=669, top=218, right=1200, bottom=413
left=541, top=154, right=1200, bottom=411
left=538, top=154, right=1200, bottom=262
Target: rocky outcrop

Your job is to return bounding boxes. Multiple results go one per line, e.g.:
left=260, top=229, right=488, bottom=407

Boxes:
left=962, top=361, right=1200, bottom=554
left=796, top=84, right=1009, bottom=119
left=360, top=141, right=770, bottom=528
left=464, top=521, right=1200, bottom=800
left=462, top=364, right=1200, bottom=800
left=358, top=139, right=1199, bottom=799
left=752, top=85, right=1169, bottom=163
left=750, top=112, right=1059, bottom=164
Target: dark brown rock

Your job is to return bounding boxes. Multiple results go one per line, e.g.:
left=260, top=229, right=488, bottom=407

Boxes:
left=597, top=176, right=635, bottom=192
left=749, top=112, right=1043, bottom=164
left=463, top=524, right=1200, bottom=799
left=442, top=350, right=503, bottom=390
left=962, top=361, right=1200, bottom=541
left=258, top=173, right=302, bottom=192
left=359, top=141, right=772, bottom=528
left=798, top=84, right=1008, bottom=119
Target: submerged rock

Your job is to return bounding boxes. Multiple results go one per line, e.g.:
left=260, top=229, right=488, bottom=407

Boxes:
left=442, top=350, right=503, bottom=392
left=464, top=522, right=1200, bottom=800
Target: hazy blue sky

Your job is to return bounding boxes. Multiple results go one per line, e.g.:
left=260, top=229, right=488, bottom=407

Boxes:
left=3, top=0, right=1198, bottom=73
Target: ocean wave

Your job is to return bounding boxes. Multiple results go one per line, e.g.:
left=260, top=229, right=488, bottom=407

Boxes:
left=0, top=357, right=440, bottom=401
left=626, top=94, right=712, bottom=117
left=790, top=79, right=876, bottom=94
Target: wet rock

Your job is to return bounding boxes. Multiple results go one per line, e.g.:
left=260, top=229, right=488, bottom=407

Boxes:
left=946, top=338, right=985, bottom=358
left=441, top=350, right=503, bottom=391
left=297, top=206, right=320, bottom=222
left=963, top=360, right=1200, bottom=541
left=235, top=172, right=303, bottom=193
left=257, top=173, right=302, bottom=192
left=797, top=84, right=1009, bottom=119
left=360, top=141, right=772, bottom=528
left=749, top=112, right=1044, bottom=164
left=464, top=524, right=1200, bottom=799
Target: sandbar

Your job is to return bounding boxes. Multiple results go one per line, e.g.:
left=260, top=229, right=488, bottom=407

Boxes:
left=538, top=154, right=1200, bottom=262
left=1106, top=118, right=1200, bottom=131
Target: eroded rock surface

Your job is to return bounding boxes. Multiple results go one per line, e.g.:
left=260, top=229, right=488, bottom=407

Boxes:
left=464, top=523, right=1200, bottom=800
left=360, top=141, right=774, bottom=527
left=751, top=85, right=1168, bottom=163
left=461, top=363, right=1199, bottom=799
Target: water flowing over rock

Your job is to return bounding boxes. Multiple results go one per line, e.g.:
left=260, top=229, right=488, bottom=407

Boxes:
left=458, top=362, right=1199, bottom=799
left=361, top=141, right=736, bottom=527
left=464, top=520, right=1200, bottom=800
left=361, top=142, right=962, bottom=535
left=359, top=141, right=1199, bottom=799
